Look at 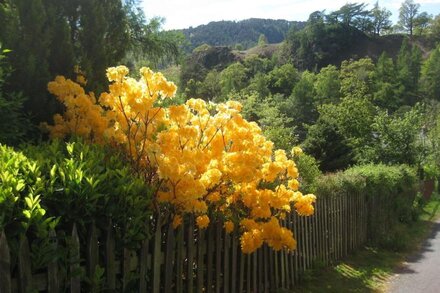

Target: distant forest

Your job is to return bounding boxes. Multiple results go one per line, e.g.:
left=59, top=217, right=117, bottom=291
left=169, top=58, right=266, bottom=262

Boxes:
left=178, top=18, right=306, bottom=51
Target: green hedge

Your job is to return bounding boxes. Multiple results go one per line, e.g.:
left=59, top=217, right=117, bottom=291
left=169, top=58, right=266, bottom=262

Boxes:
left=314, top=164, right=418, bottom=250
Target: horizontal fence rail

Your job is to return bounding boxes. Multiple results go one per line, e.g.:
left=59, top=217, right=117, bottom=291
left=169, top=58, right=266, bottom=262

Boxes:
left=1, top=190, right=407, bottom=292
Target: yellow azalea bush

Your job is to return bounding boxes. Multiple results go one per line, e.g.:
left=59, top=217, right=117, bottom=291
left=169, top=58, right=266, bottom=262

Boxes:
left=44, top=65, right=316, bottom=253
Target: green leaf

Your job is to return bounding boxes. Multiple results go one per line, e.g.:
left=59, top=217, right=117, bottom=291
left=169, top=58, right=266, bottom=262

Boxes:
left=23, top=210, right=31, bottom=219
left=38, top=208, right=46, bottom=216
left=25, top=196, right=33, bottom=209
left=16, top=181, right=25, bottom=192
left=50, top=165, right=57, bottom=178
left=66, top=143, right=75, bottom=155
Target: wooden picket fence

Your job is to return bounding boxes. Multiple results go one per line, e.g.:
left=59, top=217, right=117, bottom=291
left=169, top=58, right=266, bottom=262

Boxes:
left=1, top=190, right=402, bottom=292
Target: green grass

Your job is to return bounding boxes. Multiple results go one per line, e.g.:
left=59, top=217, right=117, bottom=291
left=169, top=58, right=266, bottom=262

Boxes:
left=290, top=192, right=440, bottom=293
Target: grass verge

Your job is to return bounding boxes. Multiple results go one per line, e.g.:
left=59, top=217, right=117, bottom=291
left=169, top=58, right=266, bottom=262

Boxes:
left=290, top=192, right=440, bottom=293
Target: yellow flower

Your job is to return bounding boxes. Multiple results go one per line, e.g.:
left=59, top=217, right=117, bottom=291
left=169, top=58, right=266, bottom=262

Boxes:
left=240, top=230, right=263, bottom=254
left=76, top=75, right=87, bottom=86
left=294, top=194, right=317, bottom=216
left=172, top=215, right=183, bottom=229
left=224, top=221, right=234, bottom=233
left=200, top=168, right=222, bottom=188
left=45, top=65, right=317, bottom=254
left=206, top=192, right=221, bottom=202
left=291, top=146, right=303, bottom=157
left=196, top=215, right=210, bottom=229
left=240, top=218, right=259, bottom=231
left=288, top=179, right=300, bottom=191
left=106, top=65, right=129, bottom=82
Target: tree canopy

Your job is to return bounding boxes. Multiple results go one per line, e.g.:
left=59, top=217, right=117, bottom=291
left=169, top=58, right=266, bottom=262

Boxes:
left=0, top=0, right=182, bottom=124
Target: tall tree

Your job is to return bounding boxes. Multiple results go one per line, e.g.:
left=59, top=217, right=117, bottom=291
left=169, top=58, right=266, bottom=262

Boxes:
left=220, top=62, right=248, bottom=96
left=329, top=3, right=372, bottom=31
left=339, top=58, right=376, bottom=101
left=373, top=52, right=402, bottom=111
left=267, top=64, right=299, bottom=97
left=302, top=106, right=354, bottom=172
left=398, top=0, right=420, bottom=36
left=428, top=14, right=440, bottom=42
left=0, top=0, right=57, bottom=123
left=0, top=0, right=182, bottom=125
left=413, top=12, right=432, bottom=35
left=0, top=46, right=32, bottom=145
left=314, top=65, right=341, bottom=106
left=371, top=1, right=392, bottom=35
left=368, top=109, right=422, bottom=165
left=79, top=0, right=129, bottom=92
left=396, top=38, right=422, bottom=104
left=258, top=34, right=268, bottom=46
left=287, top=71, right=317, bottom=140
left=421, top=44, right=440, bottom=101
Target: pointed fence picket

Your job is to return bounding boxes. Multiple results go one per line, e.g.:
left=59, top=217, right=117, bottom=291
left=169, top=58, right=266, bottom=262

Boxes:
left=0, top=188, right=411, bottom=292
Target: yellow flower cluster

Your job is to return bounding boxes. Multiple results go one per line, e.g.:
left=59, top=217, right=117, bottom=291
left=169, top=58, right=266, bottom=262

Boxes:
left=240, top=217, right=297, bottom=253
left=291, top=146, right=303, bottom=157
left=45, top=66, right=316, bottom=253
left=74, top=65, right=87, bottom=86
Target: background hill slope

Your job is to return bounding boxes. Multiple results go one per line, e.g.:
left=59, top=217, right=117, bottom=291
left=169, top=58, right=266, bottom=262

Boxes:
left=178, top=18, right=306, bottom=50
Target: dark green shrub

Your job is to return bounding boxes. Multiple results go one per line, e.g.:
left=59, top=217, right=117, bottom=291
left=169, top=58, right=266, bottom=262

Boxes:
left=0, top=46, right=32, bottom=145
left=296, top=153, right=322, bottom=194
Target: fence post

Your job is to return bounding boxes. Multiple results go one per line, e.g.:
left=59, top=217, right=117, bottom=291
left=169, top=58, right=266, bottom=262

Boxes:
left=88, top=222, right=99, bottom=291
left=206, top=226, right=214, bottom=292
left=122, top=248, right=131, bottom=291
left=231, top=234, right=238, bottom=293
left=197, top=229, right=205, bottom=293
left=106, top=220, right=116, bottom=290
left=187, top=216, right=195, bottom=293
left=18, top=236, right=32, bottom=293
left=223, top=231, right=230, bottom=293
left=164, top=224, right=175, bottom=293
left=0, top=230, right=11, bottom=293
left=71, top=224, right=81, bottom=293
left=153, top=216, right=162, bottom=293
left=48, top=229, right=59, bottom=293
left=139, top=224, right=150, bottom=292
left=175, top=225, right=184, bottom=293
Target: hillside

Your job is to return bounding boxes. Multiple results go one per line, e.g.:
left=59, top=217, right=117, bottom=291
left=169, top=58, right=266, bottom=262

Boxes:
left=179, top=33, right=435, bottom=92
left=235, top=43, right=283, bottom=59
left=178, top=18, right=306, bottom=51
left=321, top=34, right=436, bottom=67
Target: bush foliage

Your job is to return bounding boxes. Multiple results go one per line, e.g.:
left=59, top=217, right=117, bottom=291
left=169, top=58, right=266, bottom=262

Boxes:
left=315, top=164, right=418, bottom=250
left=0, top=139, right=152, bottom=272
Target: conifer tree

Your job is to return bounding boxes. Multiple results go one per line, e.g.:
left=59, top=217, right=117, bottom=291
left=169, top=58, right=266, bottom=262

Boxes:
left=396, top=39, right=422, bottom=104
left=0, top=0, right=55, bottom=123
left=421, top=45, right=440, bottom=100
left=0, top=0, right=181, bottom=126
left=373, top=53, right=402, bottom=111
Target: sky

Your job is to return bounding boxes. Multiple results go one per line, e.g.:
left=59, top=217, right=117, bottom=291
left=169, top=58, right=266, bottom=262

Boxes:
left=141, top=0, right=440, bottom=30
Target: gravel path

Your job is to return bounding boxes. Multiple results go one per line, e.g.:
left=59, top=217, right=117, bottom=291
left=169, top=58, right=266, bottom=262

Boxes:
left=388, top=221, right=440, bottom=293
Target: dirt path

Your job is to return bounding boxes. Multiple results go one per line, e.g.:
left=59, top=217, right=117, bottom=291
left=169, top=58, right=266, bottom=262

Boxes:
left=388, top=222, right=440, bottom=293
